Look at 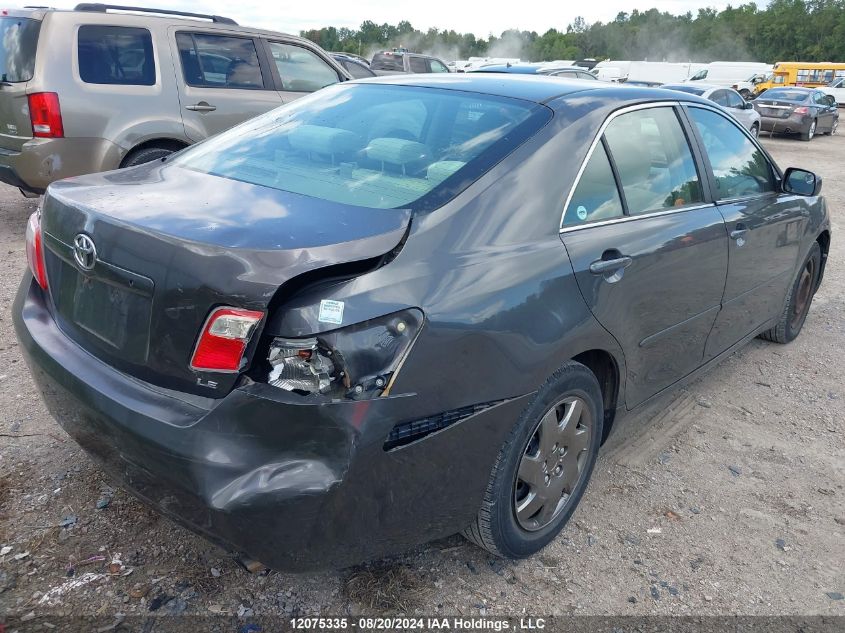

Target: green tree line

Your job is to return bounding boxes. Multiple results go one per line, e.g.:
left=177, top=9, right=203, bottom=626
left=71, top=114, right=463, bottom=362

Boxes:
left=301, top=0, right=845, bottom=63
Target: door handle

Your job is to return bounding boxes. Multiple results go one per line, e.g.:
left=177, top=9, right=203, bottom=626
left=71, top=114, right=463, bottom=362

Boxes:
left=185, top=102, right=217, bottom=112
left=589, top=256, right=633, bottom=275
left=730, top=224, right=748, bottom=240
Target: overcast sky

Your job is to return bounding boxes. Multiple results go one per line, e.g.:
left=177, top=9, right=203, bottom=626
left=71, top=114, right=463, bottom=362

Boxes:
left=45, top=1, right=736, bottom=37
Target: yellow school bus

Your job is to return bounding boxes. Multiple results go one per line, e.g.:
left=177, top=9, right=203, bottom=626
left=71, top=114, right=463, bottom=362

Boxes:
left=753, top=62, right=845, bottom=95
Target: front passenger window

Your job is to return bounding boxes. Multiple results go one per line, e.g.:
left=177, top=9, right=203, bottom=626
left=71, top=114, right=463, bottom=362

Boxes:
left=268, top=42, right=339, bottom=92
left=688, top=107, right=775, bottom=200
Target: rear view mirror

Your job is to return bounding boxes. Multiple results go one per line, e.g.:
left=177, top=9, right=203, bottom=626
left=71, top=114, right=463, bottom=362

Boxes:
left=783, top=167, right=822, bottom=196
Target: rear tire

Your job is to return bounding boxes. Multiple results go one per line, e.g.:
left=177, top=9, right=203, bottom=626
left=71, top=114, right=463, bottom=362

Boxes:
left=121, top=146, right=178, bottom=168
left=801, top=120, right=817, bottom=141
left=759, top=242, right=821, bottom=344
left=463, top=362, right=603, bottom=558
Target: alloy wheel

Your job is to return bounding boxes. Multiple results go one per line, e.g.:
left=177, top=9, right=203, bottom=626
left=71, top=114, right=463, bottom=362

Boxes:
left=513, top=396, right=592, bottom=531
left=789, top=256, right=816, bottom=331
left=808, top=120, right=816, bottom=139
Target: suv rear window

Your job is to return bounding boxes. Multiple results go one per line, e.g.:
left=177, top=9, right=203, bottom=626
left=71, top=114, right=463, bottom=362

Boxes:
left=371, top=53, right=404, bottom=71
left=173, top=83, right=549, bottom=211
left=78, top=25, right=155, bottom=85
left=0, top=17, right=40, bottom=83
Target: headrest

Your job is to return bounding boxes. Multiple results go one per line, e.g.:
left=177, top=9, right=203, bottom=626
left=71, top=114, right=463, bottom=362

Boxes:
left=427, top=160, right=466, bottom=182
left=365, top=138, right=430, bottom=165
left=287, top=125, right=361, bottom=156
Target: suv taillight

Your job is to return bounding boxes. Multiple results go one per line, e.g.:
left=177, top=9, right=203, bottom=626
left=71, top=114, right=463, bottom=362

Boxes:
left=25, top=211, right=48, bottom=290
left=190, top=307, right=264, bottom=372
left=28, top=93, right=64, bottom=138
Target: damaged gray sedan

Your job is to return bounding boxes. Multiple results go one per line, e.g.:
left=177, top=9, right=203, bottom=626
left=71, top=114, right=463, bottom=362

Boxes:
left=15, top=75, right=830, bottom=570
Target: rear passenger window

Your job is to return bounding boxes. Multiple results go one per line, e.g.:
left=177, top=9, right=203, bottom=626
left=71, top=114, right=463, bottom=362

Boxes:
left=267, top=42, right=339, bottom=92
left=78, top=25, right=155, bottom=85
left=564, top=142, right=624, bottom=226
left=409, top=57, right=428, bottom=73
left=604, top=107, right=703, bottom=214
left=688, top=107, right=775, bottom=199
left=176, top=32, right=264, bottom=89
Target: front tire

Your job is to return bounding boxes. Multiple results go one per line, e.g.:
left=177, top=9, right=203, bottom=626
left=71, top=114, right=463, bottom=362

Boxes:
left=760, top=242, right=821, bottom=344
left=463, top=362, right=603, bottom=558
left=801, top=119, right=817, bottom=141
left=750, top=122, right=760, bottom=138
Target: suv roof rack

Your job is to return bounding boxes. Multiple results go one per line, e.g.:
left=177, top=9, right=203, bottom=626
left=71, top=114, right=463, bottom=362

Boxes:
left=73, top=3, right=238, bottom=25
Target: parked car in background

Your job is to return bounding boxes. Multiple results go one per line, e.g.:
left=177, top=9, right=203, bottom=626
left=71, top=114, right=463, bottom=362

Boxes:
left=369, top=50, right=451, bottom=75
left=752, top=62, right=845, bottom=96
left=662, top=84, right=761, bottom=135
left=754, top=87, right=838, bottom=140
left=469, top=64, right=598, bottom=81
left=0, top=4, right=349, bottom=197
left=821, top=78, right=845, bottom=106
left=685, top=61, right=772, bottom=97
left=17, top=75, right=830, bottom=571
left=539, top=67, right=599, bottom=81
left=331, top=53, right=376, bottom=78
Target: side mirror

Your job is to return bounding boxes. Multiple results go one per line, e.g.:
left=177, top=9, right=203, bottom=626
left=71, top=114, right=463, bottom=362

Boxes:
left=744, top=101, right=754, bottom=109
left=825, top=94, right=836, bottom=106
left=783, top=167, right=822, bottom=196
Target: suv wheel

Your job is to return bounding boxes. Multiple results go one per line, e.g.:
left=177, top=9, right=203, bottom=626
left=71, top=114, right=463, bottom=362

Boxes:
left=463, top=361, right=603, bottom=558
left=122, top=146, right=178, bottom=168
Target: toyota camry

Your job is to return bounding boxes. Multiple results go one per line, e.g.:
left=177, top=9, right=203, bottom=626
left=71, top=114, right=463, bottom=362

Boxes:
left=15, top=74, right=830, bottom=570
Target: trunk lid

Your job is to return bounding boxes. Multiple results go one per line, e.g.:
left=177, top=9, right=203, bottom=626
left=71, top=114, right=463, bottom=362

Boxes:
left=40, top=163, right=411, bottom=397
left=755, top=98, right=803, bottom=119
left=0, top=14, right=41, bottom=152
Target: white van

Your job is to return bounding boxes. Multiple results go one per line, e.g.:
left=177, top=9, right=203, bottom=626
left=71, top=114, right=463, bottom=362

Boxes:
left=686, top=62, right=773, bottom=96
left=592, top=61, right=706, bottom=84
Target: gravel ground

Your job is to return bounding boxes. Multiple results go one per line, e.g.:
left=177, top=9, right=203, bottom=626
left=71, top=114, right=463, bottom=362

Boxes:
left=0, top=134, right=843, bottom=627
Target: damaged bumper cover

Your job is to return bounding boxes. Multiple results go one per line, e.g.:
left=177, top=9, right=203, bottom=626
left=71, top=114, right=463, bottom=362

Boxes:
left=13, top=275, right=530, bottom=571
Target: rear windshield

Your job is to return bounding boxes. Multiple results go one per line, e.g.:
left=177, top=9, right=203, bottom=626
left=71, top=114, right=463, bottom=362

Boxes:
left=370, top=53, right=404, bottom=71
left=0, top=17, right=40, bottom=83
left=760, top=88, right=809, bottom=102
left=173, top=83, right=549, bottom=211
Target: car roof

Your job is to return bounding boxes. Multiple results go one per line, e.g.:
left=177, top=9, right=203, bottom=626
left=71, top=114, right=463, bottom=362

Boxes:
left=354, top=74, right=715, bottom=107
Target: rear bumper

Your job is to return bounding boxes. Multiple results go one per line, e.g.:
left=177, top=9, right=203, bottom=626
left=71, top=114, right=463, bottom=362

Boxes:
left=0, top=137, right=122, bottom=193
left=13, top=274, right=529, bottom=571
left=759, top=114, right=812, bottom=134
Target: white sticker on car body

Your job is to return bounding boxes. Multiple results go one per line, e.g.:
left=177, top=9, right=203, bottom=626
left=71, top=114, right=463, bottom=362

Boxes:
left=318, top=299, right=345, bottom=325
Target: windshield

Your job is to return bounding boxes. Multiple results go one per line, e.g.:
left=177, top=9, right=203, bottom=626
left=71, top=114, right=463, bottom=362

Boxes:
left=0, top=17, right=40, bottom=82
left=173, top=83, right=548, bottom=211
left=760, top=88, right=809, bottom=102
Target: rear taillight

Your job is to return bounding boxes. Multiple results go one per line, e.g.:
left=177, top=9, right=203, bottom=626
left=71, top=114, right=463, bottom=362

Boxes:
left=190, top=307, right=264, bottom=372
left=794, top=106, right=810, bottom=114
left=25, top=211, right=48, bottom=290
left=28, top=93, right=64, bottom=138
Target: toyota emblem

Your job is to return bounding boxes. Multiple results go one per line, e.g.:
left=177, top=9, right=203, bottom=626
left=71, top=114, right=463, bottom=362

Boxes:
left=73, top=234, right=97, bottom=271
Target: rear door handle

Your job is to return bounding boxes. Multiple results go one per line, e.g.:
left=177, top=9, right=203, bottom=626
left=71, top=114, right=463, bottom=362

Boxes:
left=185, top=102, right=217, bottom=112
left=589, top=256, right=633, bottom=275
